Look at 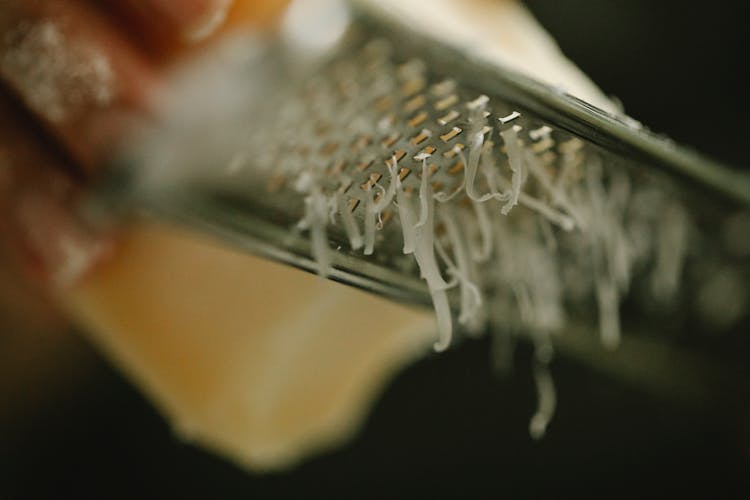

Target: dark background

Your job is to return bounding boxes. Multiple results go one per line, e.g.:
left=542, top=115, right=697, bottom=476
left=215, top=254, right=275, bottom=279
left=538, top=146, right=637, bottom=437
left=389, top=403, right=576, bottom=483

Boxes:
left=525, top=0, right=750, bottom=168
left=3, top=1, right=750, bottom=498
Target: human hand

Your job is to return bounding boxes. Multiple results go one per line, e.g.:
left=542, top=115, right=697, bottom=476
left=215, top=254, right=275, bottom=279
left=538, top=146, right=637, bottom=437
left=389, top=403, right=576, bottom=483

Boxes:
left=0, top=1, right=434, bottom=472
left=0, top=0, right=285, bottom=317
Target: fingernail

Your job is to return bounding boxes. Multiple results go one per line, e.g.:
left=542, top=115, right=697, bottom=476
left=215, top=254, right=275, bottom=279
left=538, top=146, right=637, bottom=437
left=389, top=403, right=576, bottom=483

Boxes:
left=145, top=0, right=234, bottom=42
left=186, top=0, right=234, bottom=42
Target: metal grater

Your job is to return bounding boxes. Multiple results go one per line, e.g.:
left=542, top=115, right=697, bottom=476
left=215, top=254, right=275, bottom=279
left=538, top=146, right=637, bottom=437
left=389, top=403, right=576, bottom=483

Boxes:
left=95, top=1, right=750, bottom=416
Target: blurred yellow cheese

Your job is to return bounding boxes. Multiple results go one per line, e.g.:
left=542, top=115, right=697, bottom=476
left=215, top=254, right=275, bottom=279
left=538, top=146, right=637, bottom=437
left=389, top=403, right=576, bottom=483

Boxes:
left=67, top=223, right=433, bottom=470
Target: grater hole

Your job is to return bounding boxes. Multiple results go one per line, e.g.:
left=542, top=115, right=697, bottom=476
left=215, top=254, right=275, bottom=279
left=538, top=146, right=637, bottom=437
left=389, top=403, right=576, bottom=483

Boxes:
left=440, top=127, right=463, bottom=143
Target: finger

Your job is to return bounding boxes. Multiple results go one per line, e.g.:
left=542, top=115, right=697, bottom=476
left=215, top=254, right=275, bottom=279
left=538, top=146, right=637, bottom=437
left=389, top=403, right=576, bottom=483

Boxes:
left=104, top=0, right=290, bottom=59
left=0, top=0, right=162, bottom=172
left=0, top=93, right=111, bottom=288
left=107, top=0, right=233, bottom=51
